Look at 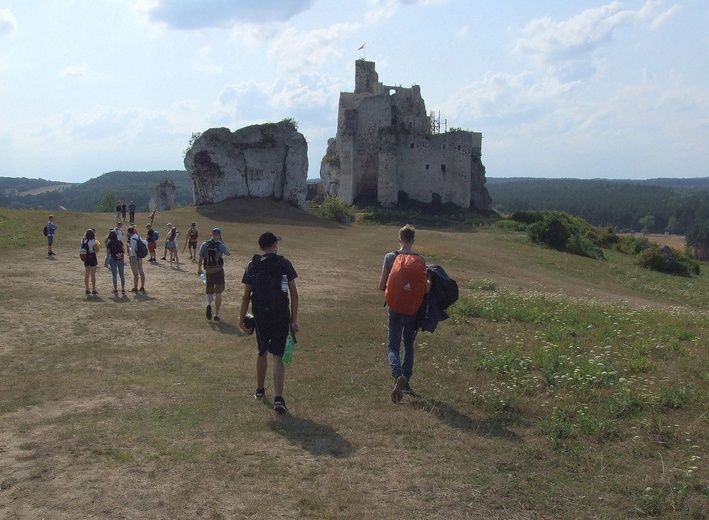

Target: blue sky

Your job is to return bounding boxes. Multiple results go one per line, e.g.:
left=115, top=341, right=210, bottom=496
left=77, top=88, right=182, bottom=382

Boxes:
left=1, top=0, right=707, bottom=183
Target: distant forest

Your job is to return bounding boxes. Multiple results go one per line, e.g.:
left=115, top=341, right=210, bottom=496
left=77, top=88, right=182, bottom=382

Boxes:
left=0, top=170, right=193, bottom=212
left=2, top=172, right=709, bottom=236
left=487, top=178, right=709, bottom=235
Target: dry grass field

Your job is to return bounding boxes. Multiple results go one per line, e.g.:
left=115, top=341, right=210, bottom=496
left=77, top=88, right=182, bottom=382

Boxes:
left=1, top=200, right=707, bottom=519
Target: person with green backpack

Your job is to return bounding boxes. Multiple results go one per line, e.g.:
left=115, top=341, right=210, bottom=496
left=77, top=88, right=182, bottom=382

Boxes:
left=239, top=232, right=299, bottom=414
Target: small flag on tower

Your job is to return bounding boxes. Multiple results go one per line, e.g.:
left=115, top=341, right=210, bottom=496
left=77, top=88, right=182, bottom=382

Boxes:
left=358, top=43, right=365, bottom=50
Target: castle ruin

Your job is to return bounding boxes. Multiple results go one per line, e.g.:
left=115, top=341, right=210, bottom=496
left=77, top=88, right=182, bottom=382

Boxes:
left=320, top=60, right=491, bottom=211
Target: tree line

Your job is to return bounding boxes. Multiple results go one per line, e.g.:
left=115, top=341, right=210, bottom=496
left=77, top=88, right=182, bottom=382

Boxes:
left=0, top=170, right=193, bottom=212
left=487, top=178, right=709, bottom=236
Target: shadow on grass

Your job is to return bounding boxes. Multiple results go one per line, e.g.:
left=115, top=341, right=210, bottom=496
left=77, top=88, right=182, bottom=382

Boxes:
left=209, top=320, right=243, bottom=335
left=268, top=414, right=354, bottom=458
left=196, top=198, right=341, bottom=228
left=409, top=397, right=526, bottom=443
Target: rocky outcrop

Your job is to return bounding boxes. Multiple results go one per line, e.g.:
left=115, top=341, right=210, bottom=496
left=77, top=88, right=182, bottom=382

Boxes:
left=149, top=180, right=177, bottom=211
left=184, top=120, right=308, bottom=209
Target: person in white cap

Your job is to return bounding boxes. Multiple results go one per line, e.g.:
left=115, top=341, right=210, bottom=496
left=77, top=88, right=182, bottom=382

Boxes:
left=197, top=227, right=231, bottom=322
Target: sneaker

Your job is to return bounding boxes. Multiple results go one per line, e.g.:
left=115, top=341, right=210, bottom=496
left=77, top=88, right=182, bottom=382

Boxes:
left=403, top=383, right=413, bottom=395
left=273, top=397, right=289, bottom=414
left=139, top=287, right=145, bottom=292
left=160, top=257, right=166, bottom=260
left=113, top=289, right=118, bottom=294
left=91, top=290, right=98, bottom=295
left=130, top=287, right=138, bottom=292
left=206, top=305, right=212, bottom=320
left=121, top=289, right=126, bottom=294
left=213, top=315, right=220, bottom=322
left=391, top=375, right=407, bottom=403
left=85, top=290, right=90, bottom=295
left=254, top=388, right=265, bottom=399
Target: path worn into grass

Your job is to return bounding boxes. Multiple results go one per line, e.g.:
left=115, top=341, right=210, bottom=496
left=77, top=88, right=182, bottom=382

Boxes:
left=1, top=202, right=705, bottom=519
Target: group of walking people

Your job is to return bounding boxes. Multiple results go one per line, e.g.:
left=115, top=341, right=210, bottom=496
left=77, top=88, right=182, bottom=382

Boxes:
left=47, top=213, right=429, bottom=414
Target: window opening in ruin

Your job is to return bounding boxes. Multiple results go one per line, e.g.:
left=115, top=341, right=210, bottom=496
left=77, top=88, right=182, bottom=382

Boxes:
left=441, top=164, right=446, bottom=173
left=410, top=143, right=414, bottom=149
left=442, top=144, right=446, bottom=149
left=458, top=145, right=461, bottom=151
left=426, top=164, right=430, bottom=170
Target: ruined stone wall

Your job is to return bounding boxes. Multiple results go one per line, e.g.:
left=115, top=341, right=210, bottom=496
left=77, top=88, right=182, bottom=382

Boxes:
left=322, top=60, right=492, bottom=212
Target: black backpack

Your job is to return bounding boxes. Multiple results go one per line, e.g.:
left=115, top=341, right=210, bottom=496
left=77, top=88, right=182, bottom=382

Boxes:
left=204, top=240, right=223, bottom=268
left=250, top=254, right=290, bottom=323
left=43, top=225, right=48, bottom=237
left=134, top=236, right=149, bottom=259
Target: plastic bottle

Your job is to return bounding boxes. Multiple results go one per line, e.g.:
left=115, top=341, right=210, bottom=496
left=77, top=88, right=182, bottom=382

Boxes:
left=200, top=272, right=206, bottom=283
left=283, top=331, right=296, bottom=365
left=281, top=274, right=288, bottom=293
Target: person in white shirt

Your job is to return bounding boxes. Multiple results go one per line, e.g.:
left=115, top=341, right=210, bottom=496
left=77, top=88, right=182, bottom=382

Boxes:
left=127, top=226, right=146, bottom=292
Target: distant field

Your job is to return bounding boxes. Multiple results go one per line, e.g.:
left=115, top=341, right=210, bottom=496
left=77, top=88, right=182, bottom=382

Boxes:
left=1, top=201, right=707, bottom=519
left=16, top=183, right=75, bottom=196
left=625, top=232, right=686, bottom=250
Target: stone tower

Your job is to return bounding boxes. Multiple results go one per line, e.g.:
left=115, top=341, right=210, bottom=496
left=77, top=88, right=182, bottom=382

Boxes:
left=320, top=60, right=491, bottom=212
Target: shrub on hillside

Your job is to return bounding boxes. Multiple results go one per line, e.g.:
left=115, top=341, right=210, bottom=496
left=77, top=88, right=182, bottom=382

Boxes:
left=511, top=210, right=544, bottom=224
left=313, top=195, right=355, bottom=223
left=616, top=235, right=651, bottom=255
left=527, top=211, right=608, bottom=259
left=638, top=244, right=700, bottom=277
left=528, top=213, right=571, bottom=251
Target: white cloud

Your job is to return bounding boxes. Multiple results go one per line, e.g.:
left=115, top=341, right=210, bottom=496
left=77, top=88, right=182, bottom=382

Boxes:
left=513, top=0, right=680, bottom=80
left=59, top=64, right=111, bottom=81
left=268, top=23, right=359, bottom=74
left=0, top=8, right=16, bottom=38
left=365, top=0, right=449, bottom=23
left=131, top=0, right=317, bottom=30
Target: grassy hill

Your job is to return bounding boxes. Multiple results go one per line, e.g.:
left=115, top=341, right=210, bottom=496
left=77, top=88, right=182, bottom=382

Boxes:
left=0, top=202, right=707, bottom=518
left=0, top=170, right=193, bottom=212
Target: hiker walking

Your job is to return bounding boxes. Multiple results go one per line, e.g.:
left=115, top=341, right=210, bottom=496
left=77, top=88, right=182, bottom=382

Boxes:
left=106, top=229, right=126, bottom=295
left=164, top=224, right=180, bottom=266
left=184, top=222, right=199, bottom=260
left=45, top=214, right=57, bottom=256
left=197, top=227, right=231, bottom=322
left=378, top=224, right=430, bottom=403
left=239, top=232, right=299, bottom=414
left=81, top=228, right=99, bottom=295
left=128, top=201, right=136, bottom=224
left=115, top=201, right=122, bottom=223
left=121, top=202, right=127, bottom=222
left=145, top=223, right=158, bottom=262
left=127, top=226, right=146, bottom=292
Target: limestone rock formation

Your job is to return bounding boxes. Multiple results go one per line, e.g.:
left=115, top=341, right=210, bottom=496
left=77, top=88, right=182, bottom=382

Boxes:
left=184, top=120, right=308, bottom=209
left=149, top=179, right=177, bottom=211
left=321, top=60, right=491, bottom=212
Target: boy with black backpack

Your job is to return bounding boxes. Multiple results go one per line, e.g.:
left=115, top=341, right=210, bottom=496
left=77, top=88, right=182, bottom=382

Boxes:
left=379, top=224, right=431, bottom=403
left=197, top=228, right=231, bottom=322
left=239, top=232, right=299, bottom=414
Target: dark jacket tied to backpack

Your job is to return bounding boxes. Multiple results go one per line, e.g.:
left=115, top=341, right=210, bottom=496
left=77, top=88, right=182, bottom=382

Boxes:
left=416, top=264, right=459, bottom=333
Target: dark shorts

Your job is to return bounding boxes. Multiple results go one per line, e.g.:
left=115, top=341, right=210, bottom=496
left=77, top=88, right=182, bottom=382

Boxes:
left=255, top=319, right=289, bottom=357
left=205, top=268, right=225, bottom=295
left=84, top=254, right=98, bottom=267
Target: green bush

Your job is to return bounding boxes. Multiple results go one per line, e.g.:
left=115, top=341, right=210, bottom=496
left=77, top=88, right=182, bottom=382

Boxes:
left=638, top=243, right=700, bottom=276
left=528, top=214, right=571, bottom=250
left=616, top=235, right=651, bottom=255
left=313, top=195, right=355, bottom=223
left=511, top=210, right=544, bottom=224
